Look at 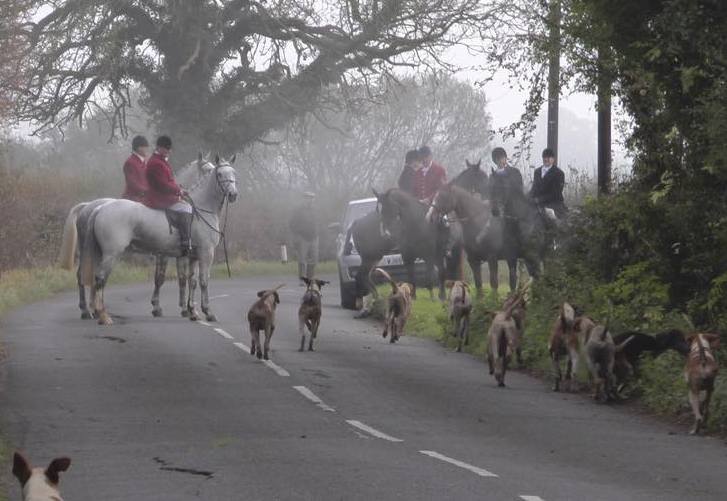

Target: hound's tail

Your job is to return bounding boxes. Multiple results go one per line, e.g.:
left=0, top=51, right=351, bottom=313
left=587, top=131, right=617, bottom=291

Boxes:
left=58, top=202, right=86, bottom=270
left=375, top=267, right=398, bottom=294
left=561, top=302, right=575, bottom=330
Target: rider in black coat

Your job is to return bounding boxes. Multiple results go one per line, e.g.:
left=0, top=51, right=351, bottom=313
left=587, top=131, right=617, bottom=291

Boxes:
left=529, top=148, right=567, bottom=218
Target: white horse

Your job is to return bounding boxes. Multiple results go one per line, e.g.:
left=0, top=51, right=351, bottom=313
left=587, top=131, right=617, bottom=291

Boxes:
left=78, top=154, right=238, bottom=325
left=58, top=155, right=214, bottom=319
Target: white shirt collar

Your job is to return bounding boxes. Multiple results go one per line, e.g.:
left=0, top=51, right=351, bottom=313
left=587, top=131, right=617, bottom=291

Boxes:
left=542, top=164, right=552, bottom=175
left=134, top=152, right=146, bottom=162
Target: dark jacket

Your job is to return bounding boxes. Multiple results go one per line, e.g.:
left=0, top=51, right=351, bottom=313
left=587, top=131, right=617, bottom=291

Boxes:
left=289, top=204, right=318, bottom=241
left=398, top=166, right=417, bottom=196
left=146, top=151, right=183, bottom=209
left=530, top=165, right=566, bottom=216
left=490, top=166, right=523, bottom=213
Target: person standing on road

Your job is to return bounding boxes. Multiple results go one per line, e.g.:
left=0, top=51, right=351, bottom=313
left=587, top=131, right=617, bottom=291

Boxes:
left=145, top=135, right=193, bottom=257
left=121, top=135, right=150, bottom=204
left=289, top=191, right=319, bottom=282
left=529, top=147, right=567, bottom=218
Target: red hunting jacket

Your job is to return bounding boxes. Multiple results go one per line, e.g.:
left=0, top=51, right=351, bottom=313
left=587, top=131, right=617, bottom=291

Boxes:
left=121, top=153, right=149, bottom=204
left=146, top=151, right=183, bottom=209
left=414, top=161, right=447, bottom=202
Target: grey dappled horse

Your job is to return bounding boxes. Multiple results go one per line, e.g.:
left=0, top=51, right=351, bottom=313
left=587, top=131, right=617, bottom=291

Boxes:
left=427, top=183, right=546, bottom=295
left=58, top=156, right=211, bottom=319
left=77, top=154, right=238, bottom=325
left=374, top=188, right=447, bottom=301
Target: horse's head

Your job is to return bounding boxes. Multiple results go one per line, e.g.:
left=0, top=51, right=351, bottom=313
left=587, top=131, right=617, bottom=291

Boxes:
left=372, top=187, right=400, bottom=238
left=214, top=154, right=238, bottom=203
left=465, top=159, right=481, bottom=171
left=426, top=183, right=456, bottom=223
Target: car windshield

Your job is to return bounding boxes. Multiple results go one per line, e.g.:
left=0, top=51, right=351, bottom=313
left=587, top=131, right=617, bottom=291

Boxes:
left=343, top=199, right=377, bottom=229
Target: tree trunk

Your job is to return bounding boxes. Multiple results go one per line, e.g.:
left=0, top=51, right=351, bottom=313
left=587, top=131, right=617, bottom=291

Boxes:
left=597, top=48, right=612, bottom=196
left=546, top=0, right=561, bottom=156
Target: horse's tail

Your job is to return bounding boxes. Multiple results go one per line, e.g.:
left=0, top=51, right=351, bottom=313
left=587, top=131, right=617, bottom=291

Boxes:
left=80, top=207, right=102, bottom=286
left=375, top=267, right=398, bottom=293
left=58, top=202, right=86, bottom=270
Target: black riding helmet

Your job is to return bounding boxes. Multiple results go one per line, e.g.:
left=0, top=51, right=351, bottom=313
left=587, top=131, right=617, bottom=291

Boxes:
left=491, top=147, right=507, bottom=164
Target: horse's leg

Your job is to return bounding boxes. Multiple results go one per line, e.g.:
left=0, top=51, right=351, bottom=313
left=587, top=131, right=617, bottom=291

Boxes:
left=468, top=257, right=483, bottom=297
left=187, top=257, right=201, bottom=321
left=151, top=255, right=167, bottom=318
left=437, top=257, right=447, bottom=302
left=199, top=252, right=216, bottom=322
left=508, top=258, right=517, bottom=292
left=488, top=258, right=499, bottom=294
left=77, top=264, right=93, bottom=320
left=177, top=257, right=190, bottom=317
left=93, top=255, right=116, bottom=326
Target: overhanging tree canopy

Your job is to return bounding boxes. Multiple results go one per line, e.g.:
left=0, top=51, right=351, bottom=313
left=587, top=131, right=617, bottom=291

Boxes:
left=8, top=0, right=497, bottom=154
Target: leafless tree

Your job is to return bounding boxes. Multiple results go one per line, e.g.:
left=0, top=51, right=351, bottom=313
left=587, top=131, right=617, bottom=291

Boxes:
left=7, top=0, right=504, bottom=158
left=241, top=74, right=491, bottom=199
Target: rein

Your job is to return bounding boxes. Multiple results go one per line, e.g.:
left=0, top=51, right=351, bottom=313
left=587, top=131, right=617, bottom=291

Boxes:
left=183, top=165, right=234, bottom=278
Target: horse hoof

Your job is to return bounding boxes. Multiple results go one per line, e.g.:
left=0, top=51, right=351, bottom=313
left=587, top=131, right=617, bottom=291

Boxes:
left=152, top=309, right=163, bottom=318
left=81, top=312, right=92, bottom=320
left=308, top=346, right=315, bottom=352
left=189, top=314, right=199, bottom=322
left=181, top=310, right=190, bottom=318
left=206, top=314, right=217, bottom=322
left=256, top=351, right=262, bottom=360
left=263, top=352, right=269, bottom=360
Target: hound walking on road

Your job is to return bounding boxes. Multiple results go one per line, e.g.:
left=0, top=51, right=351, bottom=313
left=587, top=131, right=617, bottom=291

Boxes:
left=298, top=277, right=329, bottom=352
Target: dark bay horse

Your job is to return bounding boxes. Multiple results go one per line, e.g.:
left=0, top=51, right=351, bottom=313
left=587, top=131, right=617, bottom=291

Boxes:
left=428, top=184, right=546, bottom=295
left=374, top=188, right=447, bottom=300
left=346, top=209, right=395, bottom=302
left=452, top=159, right=489, bottom=198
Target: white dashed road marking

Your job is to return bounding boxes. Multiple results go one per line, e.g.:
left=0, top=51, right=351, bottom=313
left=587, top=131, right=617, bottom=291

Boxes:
left=233, top=342, right=251, bottom=353
left=346, top=420, right=403, bottom=442
left=419, top=450, right=498, bottom=478
left=214, top=328, right=234, bottom=340
left=197, top=321, right=212, bottom=327
left=209, top=294, right=230, bottom=300
left=293, top=385, right=336, bottom=412
left=263, top=360, right=290, bottom=377
left=520, top=496, right=546, bottom=501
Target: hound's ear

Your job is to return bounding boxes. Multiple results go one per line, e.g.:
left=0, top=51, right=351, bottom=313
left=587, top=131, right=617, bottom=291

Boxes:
left=257, top=290, right=265, bottom=298
left=12, top=452, right=31, bottom=487
left=444, top=280, right=455, bottom=289
left=300, top=276, right=311, bottom=286
left=274, top=292, right=280, bottom=304
left=45, top=457, right=71, bottom=485
left=465, top=159, right=473, bottom=168
left=316, top=280, right=330, bottom=287
left=229, top=153, right=237, bottom=164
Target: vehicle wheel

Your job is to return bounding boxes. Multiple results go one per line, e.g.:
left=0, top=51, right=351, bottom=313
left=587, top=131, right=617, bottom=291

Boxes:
left=340, top=282, right=358, bottom=310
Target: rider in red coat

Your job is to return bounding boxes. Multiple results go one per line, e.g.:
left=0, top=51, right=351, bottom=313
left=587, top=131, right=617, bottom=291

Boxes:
left=145, top=136, right=193, bottom=256
left=414, top=145, right=447, bottom=203
left=121, top=135, right=150, bottom=203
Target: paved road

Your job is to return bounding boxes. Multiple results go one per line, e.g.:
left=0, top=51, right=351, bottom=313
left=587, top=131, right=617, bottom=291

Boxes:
left=2, top=276, right=727, bottom=500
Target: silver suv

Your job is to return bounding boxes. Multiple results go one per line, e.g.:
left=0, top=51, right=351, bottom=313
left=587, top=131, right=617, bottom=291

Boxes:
left=332, top=197, right=426, bottom=309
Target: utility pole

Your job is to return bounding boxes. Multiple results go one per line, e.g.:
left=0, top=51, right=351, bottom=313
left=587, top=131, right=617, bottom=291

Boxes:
left=597, top=47, right=612, bottom=195
left=546, top=0, right=561, bottom=155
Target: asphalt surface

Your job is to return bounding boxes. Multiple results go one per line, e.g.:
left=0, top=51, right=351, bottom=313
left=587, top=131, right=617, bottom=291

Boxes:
left=2, top=275, right=727, bottom=500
